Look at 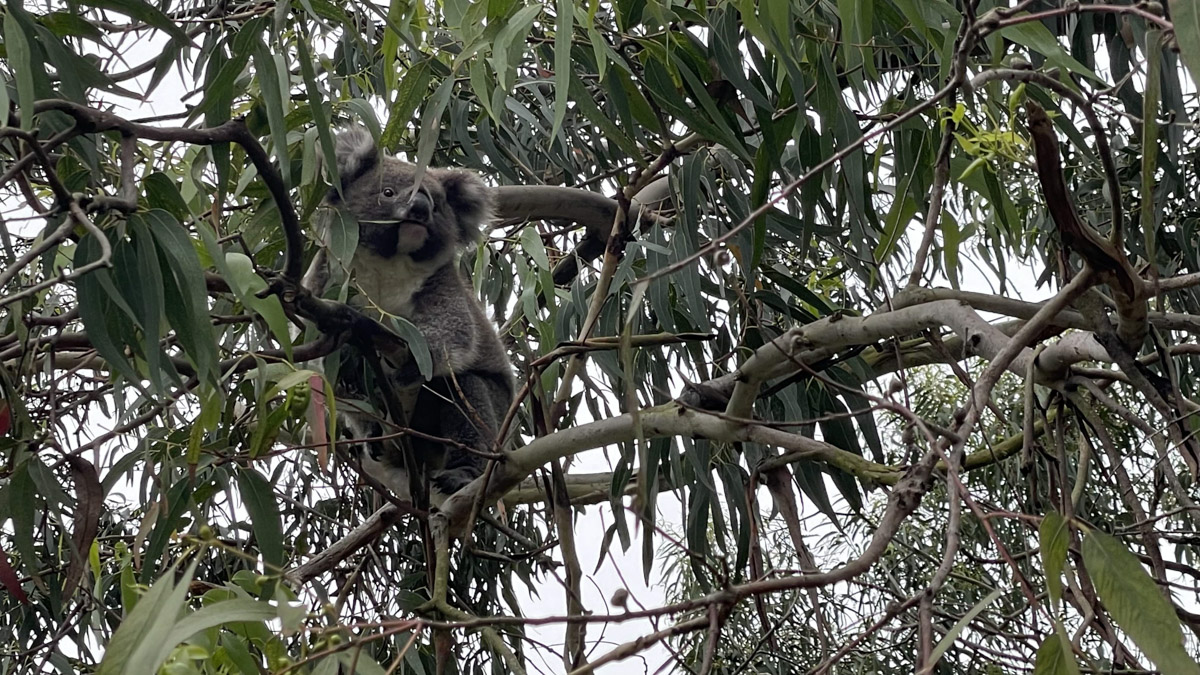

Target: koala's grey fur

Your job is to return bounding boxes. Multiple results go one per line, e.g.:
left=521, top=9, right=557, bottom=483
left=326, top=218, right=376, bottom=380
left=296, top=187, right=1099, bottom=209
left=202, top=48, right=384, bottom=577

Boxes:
left=310, top=126, right=514, bottom=504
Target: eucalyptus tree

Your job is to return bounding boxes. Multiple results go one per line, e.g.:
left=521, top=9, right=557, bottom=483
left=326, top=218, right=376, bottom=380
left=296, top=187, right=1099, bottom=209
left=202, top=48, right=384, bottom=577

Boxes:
left=2, top=1, right=1200, bottom=674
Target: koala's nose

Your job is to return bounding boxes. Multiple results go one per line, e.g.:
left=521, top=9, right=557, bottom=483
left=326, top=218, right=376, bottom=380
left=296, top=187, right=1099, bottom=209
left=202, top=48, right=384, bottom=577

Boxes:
left=403, top=188, right=433, bottom=224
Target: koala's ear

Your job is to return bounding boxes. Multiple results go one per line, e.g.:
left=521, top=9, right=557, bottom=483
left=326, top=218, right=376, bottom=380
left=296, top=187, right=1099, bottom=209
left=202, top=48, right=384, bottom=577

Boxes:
left=435, top=169, right=492, bottom=242
left=331, top=126, right=378, bottom=188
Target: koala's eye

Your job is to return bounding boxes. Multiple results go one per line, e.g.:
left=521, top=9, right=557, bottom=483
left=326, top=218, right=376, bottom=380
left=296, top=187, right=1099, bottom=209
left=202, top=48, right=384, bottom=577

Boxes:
left=382, top=188, right=397, bottom=198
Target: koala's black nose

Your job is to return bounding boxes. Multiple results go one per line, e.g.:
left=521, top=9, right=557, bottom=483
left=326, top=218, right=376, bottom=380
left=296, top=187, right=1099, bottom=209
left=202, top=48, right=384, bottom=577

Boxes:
left=404, top=188, right=433, bottom=224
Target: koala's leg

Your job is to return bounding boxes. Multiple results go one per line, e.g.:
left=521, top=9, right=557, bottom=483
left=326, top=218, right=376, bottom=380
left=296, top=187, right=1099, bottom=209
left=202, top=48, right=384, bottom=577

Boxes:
left=409, top=371, right=511, bottom=499
left=340, top=409, right=413, bottom=502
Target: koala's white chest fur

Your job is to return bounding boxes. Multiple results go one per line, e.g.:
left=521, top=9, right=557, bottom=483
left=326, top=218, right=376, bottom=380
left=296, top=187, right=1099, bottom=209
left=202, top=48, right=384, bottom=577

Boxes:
left=350, top=251, right=438, bottom=318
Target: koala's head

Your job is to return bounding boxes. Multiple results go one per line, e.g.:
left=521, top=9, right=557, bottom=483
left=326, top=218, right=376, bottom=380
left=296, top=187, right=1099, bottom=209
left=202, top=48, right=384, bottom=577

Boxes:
left=326, top=127, right=491, bottom=263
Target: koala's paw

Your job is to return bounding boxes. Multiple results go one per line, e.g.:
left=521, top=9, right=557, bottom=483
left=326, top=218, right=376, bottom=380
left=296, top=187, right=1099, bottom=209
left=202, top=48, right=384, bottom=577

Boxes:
left=431, top=467, right=482, bottom=498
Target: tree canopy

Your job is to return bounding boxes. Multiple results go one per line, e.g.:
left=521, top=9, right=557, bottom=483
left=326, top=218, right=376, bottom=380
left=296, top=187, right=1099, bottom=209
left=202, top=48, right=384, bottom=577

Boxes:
left=4, top=0, right=1200, bottom=673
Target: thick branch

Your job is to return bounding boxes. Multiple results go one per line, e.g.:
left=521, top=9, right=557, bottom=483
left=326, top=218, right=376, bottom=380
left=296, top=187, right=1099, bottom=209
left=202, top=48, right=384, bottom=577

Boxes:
left=493, top=184, right=672, bottom=286
left=1023, top=99, right=1146, bottom=347
left=974, top=69, right=1123, bottom=246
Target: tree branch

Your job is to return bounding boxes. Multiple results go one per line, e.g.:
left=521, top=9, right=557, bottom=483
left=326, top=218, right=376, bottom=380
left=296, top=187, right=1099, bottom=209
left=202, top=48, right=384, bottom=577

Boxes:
left=24, top=99, right=304, bottom=280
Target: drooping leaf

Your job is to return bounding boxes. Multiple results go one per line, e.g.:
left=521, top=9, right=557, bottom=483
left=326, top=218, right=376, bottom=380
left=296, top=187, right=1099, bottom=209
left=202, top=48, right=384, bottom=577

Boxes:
left=999, top=19, right=1099, bottom=82
left=389, top=317, right=433, bottom=381
left=381, top=59, right=433, bottom=151
left=62, top=456, right=102, bottom=599
left=297, top=37, right=339, bottom=196
left=1169, top=1, right=1200, bottom=88
left=125, top=217, right=170, bottom=394
left=254, top=42, right=292, bottom=190
left=145, top=210, right=218, bottom=384
left=7, top=460, right=38, bottom=571
left=5, top=2, right=37, bottom=131
left=1083, top=530, right=1200, bottom=675
left=1040, top=510, right=1069, bottom=606
left=75, top=233, right=143, bottom=387
left=928, top=587, right=1004, bottom=665
left=551, top=0, right=573, bottom=141
left=139, top=477, right=194, bottom=583
left=78, top=0, right=189, bottom=45
left=234, top=468, right=286, bottom=571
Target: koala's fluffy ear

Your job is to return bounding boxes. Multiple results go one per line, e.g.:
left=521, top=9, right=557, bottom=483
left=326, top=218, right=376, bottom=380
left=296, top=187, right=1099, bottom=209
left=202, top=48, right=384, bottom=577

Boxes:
left=435, top=169, right=492, bottom=242
left=331, top=126, right=378, bottom=188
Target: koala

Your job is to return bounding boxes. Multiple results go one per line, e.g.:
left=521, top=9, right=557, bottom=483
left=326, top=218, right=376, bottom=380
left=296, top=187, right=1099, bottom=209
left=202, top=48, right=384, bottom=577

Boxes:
left=309, top=127, right=514, bottom=505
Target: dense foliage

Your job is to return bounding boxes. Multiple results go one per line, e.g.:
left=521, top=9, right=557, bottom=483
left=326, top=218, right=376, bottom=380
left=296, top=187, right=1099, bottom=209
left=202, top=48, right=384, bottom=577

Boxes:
left=3, top=0, right=1200, bottom=673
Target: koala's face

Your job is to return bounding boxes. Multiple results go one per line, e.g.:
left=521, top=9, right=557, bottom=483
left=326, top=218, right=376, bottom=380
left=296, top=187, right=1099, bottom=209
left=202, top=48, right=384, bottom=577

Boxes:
left=327, top=127, right=491, bottom=263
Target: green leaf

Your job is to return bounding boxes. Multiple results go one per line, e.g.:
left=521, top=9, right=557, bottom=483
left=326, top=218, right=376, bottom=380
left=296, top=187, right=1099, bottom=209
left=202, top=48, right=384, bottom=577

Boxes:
left=551, top=0, right=573, bottom=141
left=5, top=3, right=36, bottom=131
left=187, top=387, right=222, bottom=465
left=247, top=386, right=292, bottom=458
left=39, top=11, right=104, bottom=40
left=835, top=0, right=872, bottom=85
left=749, top=143, right=771, bottom=270
left=8, top=461, right=38, bottom=570
left=190, top=18, right=265, bottom=124
left=380, top=0, right=408, bottom=97
left=220, top=633, right=263, bottom=675
left=338, top=652, right=389, bottom=675
left=145, top=211, right=218, bottom=384
left=119, top=552, right=138, bottom=614
left=568, top=73, right=640, bottom=157
left=78, top=0, right=189, bottom=45
left=140, top=478, right=194, bottom=583
left=998, top=20, right=1098, bottom=82
left=324, top=206, right=359, bottom=277
left=1142, top=29, right=1163, bottom=266
left=99, top=559, right=197, bottom=675
left=1033, top=629, right=1081, bottom=675
left=929, top=587, right=1003, bottom=665
left=143, top=173, right=191, bottom=221
left=127, top=217, right=169, bottom=394
left=389, top=317, right=433, bottom=380
left=234, top=468, right=286, bottom=571
left=297, top=38, right=338, bottom=196
left=75, top=234, right=143, bottom=387
left=269, top=368, right=321, bottom=396
left=381, top=60, right=433, bottom=151
left=1083, top=530, right=1200, bottom=674
left=254, top=43, right=291, bottom=191
left=275, top=585, right=307, bottom=634
left=128, top=596, right=275, bottom=674
left=493, top=4, right=543, bottom=93
left=942, top=211, right=961, bottom=288
left=711, top=8, right=770, bottom=110
left=413, top=76, right=455, bottom=174
left=343, top=99, right=383, bottom=141
left=1170, top=1, right=1200, bottom=89
left=1040, top=510, right=1069, bottom=605
left=650, top=53, right=749, bottom=160
left=224, top=252, right=293, bottom=361
left=519, top=224, right=551, bottom=271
